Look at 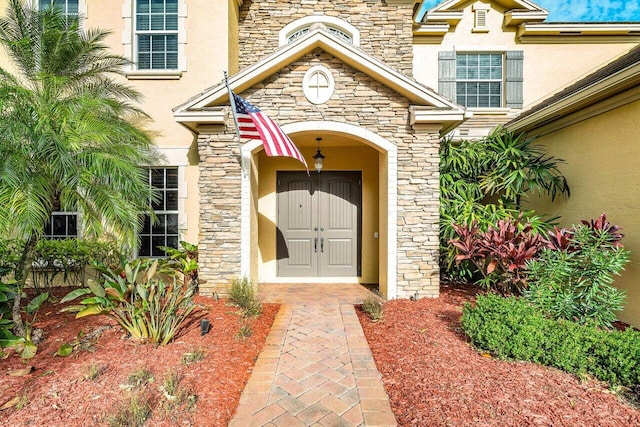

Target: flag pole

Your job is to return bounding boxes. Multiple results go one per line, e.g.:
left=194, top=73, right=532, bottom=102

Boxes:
left=224, top=71, right=247, bottom=178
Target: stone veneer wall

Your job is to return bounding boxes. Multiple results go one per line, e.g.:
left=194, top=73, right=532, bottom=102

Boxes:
left=197, top=46, right=440, bottom=298
left=238, top=0, right=414, bottom=77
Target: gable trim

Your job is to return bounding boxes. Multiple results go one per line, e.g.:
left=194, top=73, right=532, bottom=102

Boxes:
left=173, top=27, right=464, bottom=113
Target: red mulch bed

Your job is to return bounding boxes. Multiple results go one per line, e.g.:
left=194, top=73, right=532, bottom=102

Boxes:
left=0, top=288, right=279, bottom=426
left=357, top=283, right=640, bottom=427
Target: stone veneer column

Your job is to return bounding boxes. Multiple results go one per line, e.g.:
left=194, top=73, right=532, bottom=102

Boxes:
left=196, top=127, right=243, bottom=296
left=395, top=127, right=441, bottom=299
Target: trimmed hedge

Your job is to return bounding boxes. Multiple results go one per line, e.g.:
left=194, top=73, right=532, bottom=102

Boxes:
left=461, top=294, right=640, bottom=387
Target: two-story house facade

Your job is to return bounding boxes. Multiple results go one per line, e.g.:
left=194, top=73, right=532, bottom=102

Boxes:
left=14, top=1, right=639, bottom=319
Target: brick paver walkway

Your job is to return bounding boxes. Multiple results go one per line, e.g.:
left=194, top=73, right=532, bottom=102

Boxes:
left=229, top=284, right=397, bottom=426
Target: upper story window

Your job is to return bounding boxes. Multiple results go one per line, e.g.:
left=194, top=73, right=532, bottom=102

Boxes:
left=135, top=0, right=178, bottom=70
left=456, top=53, right=503, bottom=108
left=280, top=16, right=360, bottom=47
left=39, top=0, right=78, bottom=17
left=139, top=167, right=179, bottom=257
left=438, top=50, right=523, bottom=109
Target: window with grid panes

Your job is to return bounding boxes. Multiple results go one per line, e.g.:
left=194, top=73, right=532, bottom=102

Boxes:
left=139, top=168, right=179, bottom=257
left=39, top=0, right=78, bottom=17
left=135, top=0, right=178, bottom=70
left=43, top=212, right=78, bottom=239
left=456, top=53, right=503, bottom=108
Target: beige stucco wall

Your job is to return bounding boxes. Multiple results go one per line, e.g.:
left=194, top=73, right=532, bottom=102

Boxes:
left=257, top=144, right=380, bottom=284
left=83, top=0, right=233, bottom=245
left=525, top=99, right=640, bottom=327
left=413, top=1, right=638, bottom=135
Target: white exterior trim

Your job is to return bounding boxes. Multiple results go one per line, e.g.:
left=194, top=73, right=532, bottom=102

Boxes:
left=174, top=27, right=464, bottom=111
left=302, top=65, right=335, bottom=104
left=279, top=15, right=360, bottom=47
left=239, top=121, right=398, bottom=299
left=122, top=0, right=188, bottom=74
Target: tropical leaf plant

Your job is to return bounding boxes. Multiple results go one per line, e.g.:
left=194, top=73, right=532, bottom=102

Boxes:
left=449, top=215, right=547, bottom=294
left=61, top=258, right=196, bottom=345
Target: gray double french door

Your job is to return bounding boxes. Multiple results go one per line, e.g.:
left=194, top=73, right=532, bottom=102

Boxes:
left=277, top=171, right=361, bottom=277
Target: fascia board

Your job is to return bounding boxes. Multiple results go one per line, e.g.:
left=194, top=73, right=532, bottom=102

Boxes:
left=503, top=10, right=548, bottom=26
left=415, top=0, right=545, bottom=23
left=518, top=23, right=640, bottom=37
left=507, top=64, right=640, bottom=133
left=173, top=108, right=226, bottom=132
left=410, top=106, right=470, bottom=135
left=175, top=28, right=459, bottom=113
left=413, top=23, right=450, bottom=37
left=424, top=10, right=463, bottom=24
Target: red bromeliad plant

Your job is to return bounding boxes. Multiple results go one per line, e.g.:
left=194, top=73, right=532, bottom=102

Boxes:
left=581, top=213, right=624, bottom=247
left=450, top=215, right=547, bottom=294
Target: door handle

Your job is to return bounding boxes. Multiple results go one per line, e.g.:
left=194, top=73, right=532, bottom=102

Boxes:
left=314, top=237, right=318, bottom=253
left=320, top=238, right=324, bottom=253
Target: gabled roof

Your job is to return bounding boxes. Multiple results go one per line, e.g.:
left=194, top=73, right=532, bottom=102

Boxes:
left=174, top=25, right=467, bottom=133
left=506, top=45, right=640, bottom=135
left=415, top=0, right=548, bottom=25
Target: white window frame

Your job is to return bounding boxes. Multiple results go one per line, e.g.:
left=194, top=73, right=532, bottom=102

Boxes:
left=36, top=0, right=86, bottom=27
left=44, top=211, right=79, bottom=240
left=455, top=52, right=503, bottom=109
left=122, top=0, right=187, bottom=79
left=138, top=167, right=180, bottom=257
left=279, top=15, right=360, bottom=47
left=303, top=65, right=335, bottom=105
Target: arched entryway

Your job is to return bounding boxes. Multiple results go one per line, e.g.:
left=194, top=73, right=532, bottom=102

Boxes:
left=239, top=121, right=398, bottom=299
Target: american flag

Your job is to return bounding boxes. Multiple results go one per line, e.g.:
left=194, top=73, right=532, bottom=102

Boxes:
left=232, top=93, right=308, bottom=170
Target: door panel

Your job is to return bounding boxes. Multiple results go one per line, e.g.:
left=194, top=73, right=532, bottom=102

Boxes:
left=277, top=171, right=361, bottom=277
left=318, top=173, right=360, bottom=276
left=277, top=175, right=317, bottom=277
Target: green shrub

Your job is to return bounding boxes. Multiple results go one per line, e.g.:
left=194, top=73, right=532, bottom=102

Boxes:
left=61, top=258, right=196, bottom=345
left=361, top=293, right=384, bottom=322
left=228, top=277, right=262, bottom=317
left=461, top=294, right=640, bottom=387
left=525, top=216, right=629, bottom=330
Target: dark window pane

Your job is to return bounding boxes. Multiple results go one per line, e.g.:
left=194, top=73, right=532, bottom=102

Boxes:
left=150, top=0, right=165, bottom=13
left=166, top=14, right=178, bottom=31
left=152, top=214, right=166, bottom=234
left=137, top=0, right=150, bottom=13
left=142, top=215, right=151, bottom=234
left=139, top=236, right=151, bottom=256
left=68, top=215, right=77, bottom=236
left=166, top=0, right=178, bottom=13
left=166, top=235, right=179, bottom=250
left=150, top=14, right=165, bottom=30
left=166, top=190, right=178, bottom=210
left=53, top=215, right=66, bottom=235
left=166, top=53, right=178, bottom=69
left=166, top=169, right=178, bottom=188
left=166, top=214, right=178, bottom=234
left=67, top=0, right=78, bottom=14
left=137, top=15, right=150, bottom=31
left=152, top=191, right=164, bottom=210
left=151, top=168, right=165, bottom=188
left=152, top=236, right=165, bottom=256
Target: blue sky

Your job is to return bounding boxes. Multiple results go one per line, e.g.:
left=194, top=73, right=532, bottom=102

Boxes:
left=420, top=0, right=640, bottom=22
